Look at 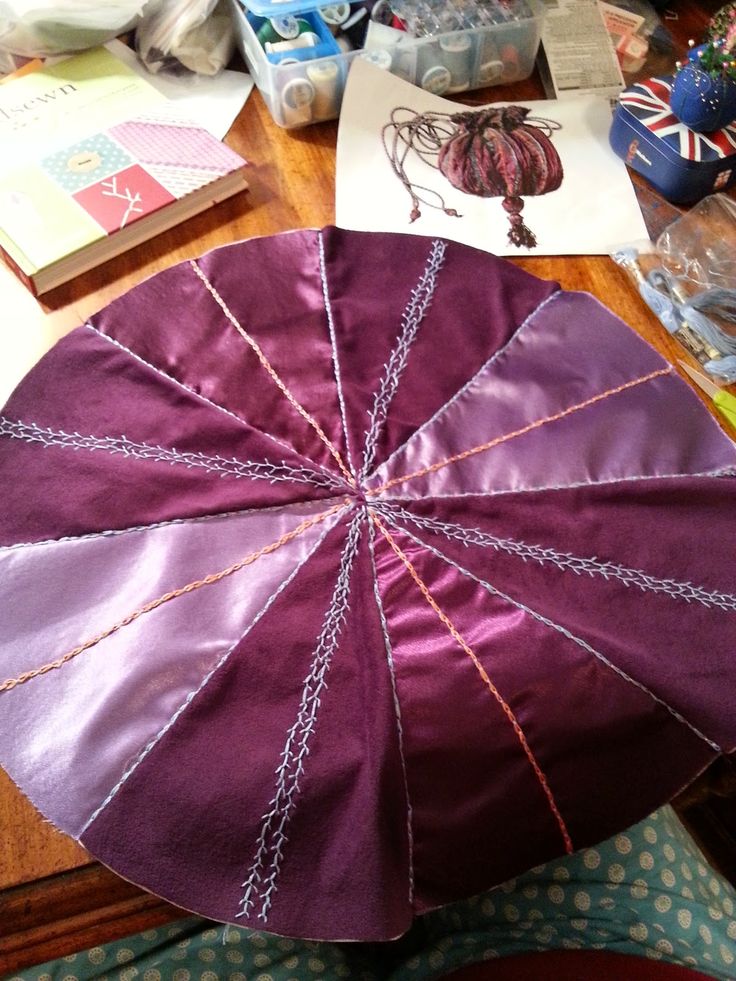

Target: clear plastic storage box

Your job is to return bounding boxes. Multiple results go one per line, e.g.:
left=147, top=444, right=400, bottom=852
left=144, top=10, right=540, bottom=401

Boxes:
left=231, top=0, right=546, bottom=128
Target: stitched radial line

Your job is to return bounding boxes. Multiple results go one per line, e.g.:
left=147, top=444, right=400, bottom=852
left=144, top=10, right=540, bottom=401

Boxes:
left=0, top=501, right=349, bottom=693
left=0, top=418, right=344, bottom=491
left=367, top=367, right=672, bottom=496
left=238, top=509, right=364, bottom=924
left=376, top=507, right=721, bottom=753
left=370, top=510, right=574, bottom=855
left=379, top=503, right=736, bottom=612
left=190, top=259, right=356, bottom=487
left=360, top=239, right=447, bottom=480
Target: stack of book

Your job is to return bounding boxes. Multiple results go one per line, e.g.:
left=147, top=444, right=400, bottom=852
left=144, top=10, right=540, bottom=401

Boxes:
left=0, top=46, right=249, bottom=295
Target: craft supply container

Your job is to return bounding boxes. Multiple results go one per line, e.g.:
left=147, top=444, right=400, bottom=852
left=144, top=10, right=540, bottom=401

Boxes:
left=610, top=75, right=736, bottom=204
left=231, top=0, right=545, bottom=129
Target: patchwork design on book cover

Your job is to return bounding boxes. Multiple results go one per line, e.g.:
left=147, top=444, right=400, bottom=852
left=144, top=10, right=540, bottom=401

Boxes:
left=41, top=134, right=134, bottom=194
left=12, top=109, right=245, bottom=251
left=72, top=164, right=176, bottom=232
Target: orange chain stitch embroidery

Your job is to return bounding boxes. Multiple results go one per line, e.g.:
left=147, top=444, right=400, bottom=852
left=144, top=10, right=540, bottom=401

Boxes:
left=190, top=260, right=356, bottom=487
left=370, top=510, right=574, bottom=855
left=367, top=367, right=672, bottom=496
left=0, top=501, right=350, bottom=693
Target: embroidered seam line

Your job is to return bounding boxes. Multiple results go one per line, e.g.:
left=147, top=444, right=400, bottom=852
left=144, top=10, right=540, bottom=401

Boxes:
left=78, top=519, right=338, bottom=837
left=318, top=231, right=357, bottom=478
left=377, top=510, right=721, bottom=754
left=367, top=367, right=673, bottom=496
left=0, top=418, right=344, bottom=491
left=361, top=239, right=447, bottom=480
left=190, top=259, right=356, bottom=487
left=366, top=290, right=563, bottom=481
left=370, top=510, right=574, bottom=855
left=380, top=504, right=736, bottom=612
left=238, top=509, right=363, bottom=924
left=380, top=466, right=736, bottom=502
left=368, top=523, right=415, bottom=907
left=85, top=323, right=339, bottom=486
left=0, top=501, right=349, bottom=693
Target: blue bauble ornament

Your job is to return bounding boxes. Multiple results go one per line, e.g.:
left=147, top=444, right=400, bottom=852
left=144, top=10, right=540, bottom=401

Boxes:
left=670, top=49, right=736, bottom=132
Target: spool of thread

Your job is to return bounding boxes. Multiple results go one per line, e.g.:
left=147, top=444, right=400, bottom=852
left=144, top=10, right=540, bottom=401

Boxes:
left=420, top=61, right=451, bottom=95
left=417, top=41, right=451, bottom=95
left=335, top=33, right=354, bottom=53
left=439, top=34, right=471, bottom=92
left=265, top=32, right=320, bottom=56
left=370, top=0, right=394, bottom=25
left=476, top=34, right=503, bottom=85
left=358, top=47, right=392, bottom=70
left=477, top=58, right=504, bottom=84
left=305, top=60, right=341, bottom=120
left=318, top=3, right=351, bottom=34
left=341, top=4, right=369, bottom=48
left=500, top=42, right=520, bottom=80
left=280, top=76, right=315, bottom=127
left=257, top=16, right=311, bottom=45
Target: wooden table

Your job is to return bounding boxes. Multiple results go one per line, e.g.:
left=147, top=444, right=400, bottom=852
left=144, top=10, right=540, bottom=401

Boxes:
left=1, top=5, right=734, bottom=971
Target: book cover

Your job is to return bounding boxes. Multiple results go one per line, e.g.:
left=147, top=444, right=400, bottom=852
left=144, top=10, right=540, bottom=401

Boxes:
left=0, top=47, right=248, bottom=294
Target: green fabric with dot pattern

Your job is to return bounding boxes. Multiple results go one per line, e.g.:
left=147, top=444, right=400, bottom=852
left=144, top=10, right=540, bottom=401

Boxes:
left=10, top=806, right=736, bottom=981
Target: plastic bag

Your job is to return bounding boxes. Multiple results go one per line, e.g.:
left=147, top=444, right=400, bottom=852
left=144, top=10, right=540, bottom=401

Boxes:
left=612, top=194, right=736, bottom=382
left=0, top=0, right=149, bottom=57
left=135, top=0, right=235, bottom=76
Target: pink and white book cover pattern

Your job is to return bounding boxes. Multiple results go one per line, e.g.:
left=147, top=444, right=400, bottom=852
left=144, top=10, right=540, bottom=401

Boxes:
left=41, top=109, right=245, bottom=233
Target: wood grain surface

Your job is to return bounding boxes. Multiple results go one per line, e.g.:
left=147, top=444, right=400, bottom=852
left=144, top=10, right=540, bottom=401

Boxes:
left=1, top=5, right=734, bottom=970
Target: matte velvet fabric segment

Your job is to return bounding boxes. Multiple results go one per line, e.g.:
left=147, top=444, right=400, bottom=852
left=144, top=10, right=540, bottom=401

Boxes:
left=2, top=227, right=736, bottom=942
left=0, top=499, right=344, bottom=835
left=0, top=327, right=338, bottom=546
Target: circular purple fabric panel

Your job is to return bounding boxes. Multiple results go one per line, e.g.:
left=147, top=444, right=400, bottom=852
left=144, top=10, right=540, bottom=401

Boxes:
left=1, top=227, right=735, bottom=942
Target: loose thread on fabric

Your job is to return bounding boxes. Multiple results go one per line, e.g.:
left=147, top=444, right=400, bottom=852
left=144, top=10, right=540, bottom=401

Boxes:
left=374, top=507, right=722, bottom=754
left=190, top=260, right=356, bottom=488
left=361, top=239, right=447, bottom=481
left=369, top=510, right=574, bottom=855
left=367, top=522, right=416, bottom=907
left=379, top=502, right=736, bottom=613
left=367, top=367, right=673, bottom=496
left=239, top=510, right=363, bottom=923
left=0, top=501, right=349, bottom=693
left=318, top=231, right=357, bottom=479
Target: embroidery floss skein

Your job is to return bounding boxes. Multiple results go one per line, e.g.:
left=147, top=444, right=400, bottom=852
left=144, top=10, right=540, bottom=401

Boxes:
left=382, top=104, right=563, bottom=248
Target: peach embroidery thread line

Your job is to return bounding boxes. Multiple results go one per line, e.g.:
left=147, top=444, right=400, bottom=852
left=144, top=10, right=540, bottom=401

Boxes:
left=370, top=509, right=574, bottom=855
left=190, top=259, right=356, bottom=488
left=0, top=500, right=350, bottom=693
left=367, top=367, right=673, bottom=496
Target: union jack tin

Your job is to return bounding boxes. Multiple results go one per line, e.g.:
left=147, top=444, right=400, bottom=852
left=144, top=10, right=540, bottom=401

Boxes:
left=609, top=75, right=736, bottom=203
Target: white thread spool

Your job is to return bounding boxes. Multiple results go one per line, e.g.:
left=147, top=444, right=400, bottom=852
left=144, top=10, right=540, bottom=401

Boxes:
left=306, top=60, right=341, bottom=120
left=265, top=32, right=319, bottom=56
left=417, top=41, right=451, bottom=94
left=280, top=76, right=315, bottom=127
left=439, top=34, right=471, bottom=92
left=358, top=48, right=393, bottom=70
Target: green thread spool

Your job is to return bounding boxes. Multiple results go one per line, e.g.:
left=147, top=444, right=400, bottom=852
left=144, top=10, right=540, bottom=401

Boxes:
left=257, top=16, right=313, bottom=46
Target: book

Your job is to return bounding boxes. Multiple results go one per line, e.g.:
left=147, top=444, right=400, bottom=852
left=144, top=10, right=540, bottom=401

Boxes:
left=0, top=46, right=248, bottom=296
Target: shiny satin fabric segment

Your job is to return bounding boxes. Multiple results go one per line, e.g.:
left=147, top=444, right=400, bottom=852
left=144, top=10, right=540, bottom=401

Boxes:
left=0, top=227, right=735, bottom=942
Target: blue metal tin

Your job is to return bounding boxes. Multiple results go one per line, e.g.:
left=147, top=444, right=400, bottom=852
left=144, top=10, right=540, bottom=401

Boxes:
left=609, top=75, right=736, bottom=204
